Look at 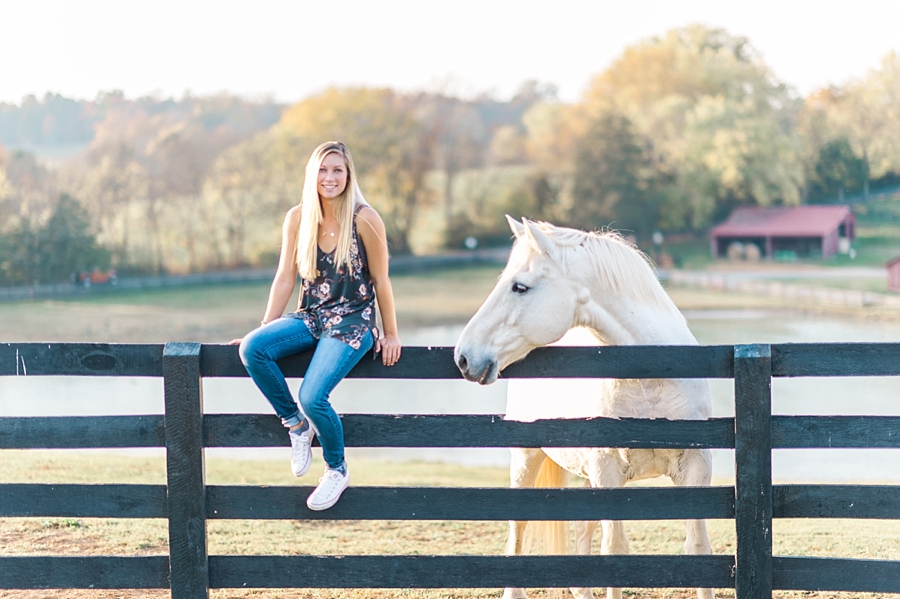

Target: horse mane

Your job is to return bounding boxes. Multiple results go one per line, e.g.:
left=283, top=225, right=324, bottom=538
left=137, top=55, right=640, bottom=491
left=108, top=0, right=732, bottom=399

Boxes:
left=527, top=221, right=683, bottom=318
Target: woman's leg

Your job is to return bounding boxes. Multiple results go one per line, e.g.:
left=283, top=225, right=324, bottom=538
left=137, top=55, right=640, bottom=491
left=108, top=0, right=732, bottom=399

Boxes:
left=239, top=316, right=317, bottom=426
left=298, top=332, right=375, bottom=470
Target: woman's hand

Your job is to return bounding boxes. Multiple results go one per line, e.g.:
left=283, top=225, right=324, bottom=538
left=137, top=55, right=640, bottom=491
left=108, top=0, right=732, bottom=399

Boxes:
left=228, top=338, right=243, bottom=345
left=376, top=334, right=401, bottom=366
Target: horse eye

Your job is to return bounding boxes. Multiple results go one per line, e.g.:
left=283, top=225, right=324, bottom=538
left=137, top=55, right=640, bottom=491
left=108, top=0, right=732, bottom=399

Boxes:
left=511, top=282, right=529, bottom=294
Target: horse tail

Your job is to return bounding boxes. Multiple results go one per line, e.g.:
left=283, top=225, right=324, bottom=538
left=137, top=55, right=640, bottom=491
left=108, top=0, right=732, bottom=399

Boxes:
left=522, top=457, right=569, bottom=555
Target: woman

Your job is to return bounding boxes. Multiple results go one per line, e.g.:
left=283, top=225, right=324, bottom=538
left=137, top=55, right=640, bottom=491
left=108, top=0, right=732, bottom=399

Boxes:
left=234, top=141, right=401, bottom=511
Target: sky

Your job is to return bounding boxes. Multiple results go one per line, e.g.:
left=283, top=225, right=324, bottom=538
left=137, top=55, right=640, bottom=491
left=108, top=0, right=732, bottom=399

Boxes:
left=3, top=0, right=899, bottom=106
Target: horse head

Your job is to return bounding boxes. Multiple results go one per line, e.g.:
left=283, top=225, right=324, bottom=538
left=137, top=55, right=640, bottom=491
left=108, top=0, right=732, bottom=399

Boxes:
left=454, top=216, right=588, bottom=385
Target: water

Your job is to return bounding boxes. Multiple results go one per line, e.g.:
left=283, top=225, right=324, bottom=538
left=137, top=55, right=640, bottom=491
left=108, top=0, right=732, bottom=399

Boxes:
left=3, top=313, right=900, bottom=482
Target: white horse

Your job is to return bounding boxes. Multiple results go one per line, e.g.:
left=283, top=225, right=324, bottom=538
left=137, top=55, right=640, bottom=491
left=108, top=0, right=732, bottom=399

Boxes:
left=454, top=216, right=714, bottom=599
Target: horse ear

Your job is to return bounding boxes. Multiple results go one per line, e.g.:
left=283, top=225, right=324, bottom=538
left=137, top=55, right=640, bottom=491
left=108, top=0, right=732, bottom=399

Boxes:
left=506, top=214, right=525, bottom=238
left=522, top=219, right=554, bottom=256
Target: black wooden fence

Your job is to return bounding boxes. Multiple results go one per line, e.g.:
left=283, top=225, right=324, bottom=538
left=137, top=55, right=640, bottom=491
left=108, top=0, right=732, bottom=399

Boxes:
left=2, top=341, right=900, bottom=598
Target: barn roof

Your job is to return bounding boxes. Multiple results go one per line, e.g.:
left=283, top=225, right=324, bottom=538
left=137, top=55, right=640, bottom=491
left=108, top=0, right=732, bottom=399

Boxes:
left=710, top=205, right=853, bottom=238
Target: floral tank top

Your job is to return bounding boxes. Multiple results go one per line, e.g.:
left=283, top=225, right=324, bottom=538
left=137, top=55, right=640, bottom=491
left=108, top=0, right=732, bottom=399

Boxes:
left=294, top=205, right=377, bottom=350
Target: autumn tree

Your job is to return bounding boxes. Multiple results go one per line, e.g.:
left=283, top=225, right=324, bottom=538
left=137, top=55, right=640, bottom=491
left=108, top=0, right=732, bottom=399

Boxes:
left=76, top=143, right=148, bottom=266
left=825, top=52, right=900, bottom=198
left=578, top=25, right=803, bottom=229
left=412, top=94, right=486, bottom=234
left=67, top=92, right=280, bottom=272
left=202, top=131, right=294, bottom=267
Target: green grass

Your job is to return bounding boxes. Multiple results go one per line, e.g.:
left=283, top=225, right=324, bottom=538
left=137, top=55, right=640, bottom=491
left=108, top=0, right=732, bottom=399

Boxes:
left=0, top=265, right=505, bottom=343
left=776, top=277, right=890, bottom=293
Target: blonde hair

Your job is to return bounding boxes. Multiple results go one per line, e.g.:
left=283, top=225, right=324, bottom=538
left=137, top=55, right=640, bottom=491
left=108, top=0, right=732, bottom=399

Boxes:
left=295, top=141, right=368, bottom=281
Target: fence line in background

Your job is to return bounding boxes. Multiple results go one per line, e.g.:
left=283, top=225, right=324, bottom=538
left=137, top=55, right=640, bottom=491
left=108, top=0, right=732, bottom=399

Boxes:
left=665, top=270, right=900, bottom=309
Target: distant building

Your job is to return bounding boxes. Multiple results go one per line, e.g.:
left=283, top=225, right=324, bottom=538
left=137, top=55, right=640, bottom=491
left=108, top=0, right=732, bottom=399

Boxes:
left=888, top=255, right=900, bottom=294
left=710, top=205, right=855, bottom=260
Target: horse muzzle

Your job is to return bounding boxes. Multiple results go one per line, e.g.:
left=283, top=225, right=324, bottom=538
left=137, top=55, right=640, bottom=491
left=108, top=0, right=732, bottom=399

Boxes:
left=454, top=350, right=500, bottom=385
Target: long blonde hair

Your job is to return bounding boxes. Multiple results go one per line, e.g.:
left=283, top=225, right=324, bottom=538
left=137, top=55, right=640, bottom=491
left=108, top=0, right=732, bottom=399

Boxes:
left=295, top=141, right=368, bottom=281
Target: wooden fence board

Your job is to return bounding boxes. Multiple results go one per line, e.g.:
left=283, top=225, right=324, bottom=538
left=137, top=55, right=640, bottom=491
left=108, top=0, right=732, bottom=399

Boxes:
left=204, top=413, right=736, bottom=449
left=7, top=414, right=900, bottom=450
left=0, top=415, right=165, bottom=448
left=206, top=485, right=735, bottom=521
left=208, top=554, right=737, bottom=589
left=773, top=556, right=900, bottom=593
left=773, top=485, right=900, bottom=519
left=772, top=416, right=900, bottom=448
left=0, top=556, right=170, bottom=588
left=0, top=343, right=162, bottom=376
left=8, top=483, right=897, bottom=521
left=773, top=343, right=900, bottom=377
left=0, top=484, right=167, bottom=518
left=200, top=344, right=736, bottom=379
left=5, top=341, right=900, bottom=379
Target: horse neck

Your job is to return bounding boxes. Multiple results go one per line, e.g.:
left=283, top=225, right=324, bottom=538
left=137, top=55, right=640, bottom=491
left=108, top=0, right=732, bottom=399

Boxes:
left=570, top=246, right=696, bottom=346
left=577, top=294, right=696, bottom=346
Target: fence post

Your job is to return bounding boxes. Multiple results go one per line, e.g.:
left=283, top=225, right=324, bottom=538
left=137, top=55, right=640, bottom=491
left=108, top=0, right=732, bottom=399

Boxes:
left=734, top=344, right=773, bottom=599
left=163, top=342, right=208, bottom=599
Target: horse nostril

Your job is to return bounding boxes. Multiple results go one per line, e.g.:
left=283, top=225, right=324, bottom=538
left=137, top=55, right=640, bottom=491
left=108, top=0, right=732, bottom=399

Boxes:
left=457, top=354, right=468, bottom=372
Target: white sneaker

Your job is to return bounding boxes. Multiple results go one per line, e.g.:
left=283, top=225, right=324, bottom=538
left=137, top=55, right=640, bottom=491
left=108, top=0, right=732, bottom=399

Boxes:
left=306, top=466, right=350, bottom=511
left=289, top=426, right=313, bottom=477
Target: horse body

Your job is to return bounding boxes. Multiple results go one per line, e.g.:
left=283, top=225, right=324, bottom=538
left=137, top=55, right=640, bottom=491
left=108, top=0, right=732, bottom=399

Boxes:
left=455, top=217, right=714, bottom=599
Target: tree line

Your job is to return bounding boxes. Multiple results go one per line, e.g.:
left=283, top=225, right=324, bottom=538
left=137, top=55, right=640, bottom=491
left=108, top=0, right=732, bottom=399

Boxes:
left=1, top=24, right=899, bottom=285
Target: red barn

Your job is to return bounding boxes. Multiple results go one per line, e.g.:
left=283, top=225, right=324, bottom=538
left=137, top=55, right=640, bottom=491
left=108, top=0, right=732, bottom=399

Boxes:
left=888, top=255, right=900, bottom=294
left=710, top=205, right=855, bottom=260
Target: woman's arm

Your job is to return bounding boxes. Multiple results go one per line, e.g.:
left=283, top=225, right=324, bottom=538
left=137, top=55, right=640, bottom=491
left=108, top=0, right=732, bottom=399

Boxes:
left=229, top=207, right=300, bottom=344
left=263, top=206, right=302, bottom=322
left=356, top=206, right=401, bottom=366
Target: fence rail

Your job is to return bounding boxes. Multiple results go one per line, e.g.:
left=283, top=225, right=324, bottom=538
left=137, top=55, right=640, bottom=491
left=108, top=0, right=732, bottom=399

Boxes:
left=2, top=341, right=900, bottom=598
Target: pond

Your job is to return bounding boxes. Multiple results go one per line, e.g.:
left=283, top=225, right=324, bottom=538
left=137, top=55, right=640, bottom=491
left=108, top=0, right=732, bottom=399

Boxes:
left=2, top=310, right=900, bottom=482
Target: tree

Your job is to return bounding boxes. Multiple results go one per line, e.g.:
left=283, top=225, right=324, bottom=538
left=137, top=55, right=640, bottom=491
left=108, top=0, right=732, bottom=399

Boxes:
left=203, top=132, right=287, bottom=267
left=675, top=95, right=803, bottom=227
left=569, top=111, right=662, bottom=235
left=64, top=91, right=282, bottom=272
left=578, top=24, right=803, bottom=229
left=0, top=194, right=109, bottom=285
left=811, top=138, right=867, bottom=201
left=412, top=94, right=486, bottom=235
left=826, top=52, right=900, bottom=198
left=4, top=150, right=56, bottom=223
left=37, top=194, right=110, bottom=283
left=77, top=143, right=148, bottom=266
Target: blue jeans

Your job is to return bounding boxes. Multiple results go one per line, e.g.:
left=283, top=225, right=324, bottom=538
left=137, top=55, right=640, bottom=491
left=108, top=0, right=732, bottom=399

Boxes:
left=239, top=314, right=374, bottom=469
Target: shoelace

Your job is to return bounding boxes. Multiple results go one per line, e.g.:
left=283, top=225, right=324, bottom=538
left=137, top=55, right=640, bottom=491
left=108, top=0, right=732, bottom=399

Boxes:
left=316, top=470, right=345, bottom=490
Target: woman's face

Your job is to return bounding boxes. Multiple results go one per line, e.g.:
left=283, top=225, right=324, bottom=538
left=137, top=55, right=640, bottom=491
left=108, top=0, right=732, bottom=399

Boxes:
left=318, top=152, right=349, bottom=200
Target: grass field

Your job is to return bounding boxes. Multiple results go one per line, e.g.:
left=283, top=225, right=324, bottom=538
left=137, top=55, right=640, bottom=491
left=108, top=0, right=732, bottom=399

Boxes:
left=0, top=265, right=507, bottom=343
left=1, top=261, right=891, bottom=343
